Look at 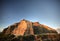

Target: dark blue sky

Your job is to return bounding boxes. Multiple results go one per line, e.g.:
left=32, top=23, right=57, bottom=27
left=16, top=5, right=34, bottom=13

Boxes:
left=0, top=0, right=60, bottom=31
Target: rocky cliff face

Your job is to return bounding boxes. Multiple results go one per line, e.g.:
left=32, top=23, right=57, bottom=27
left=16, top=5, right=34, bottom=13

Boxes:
left=2, top=19, right=57, bottom=36
left=12, top=20, right=27, bottom=36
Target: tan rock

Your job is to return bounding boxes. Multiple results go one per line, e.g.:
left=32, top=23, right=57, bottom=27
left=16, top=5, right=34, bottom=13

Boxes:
left=2, top=19, right=57, bottom=36
left=12, top=20, right=27, bottom=36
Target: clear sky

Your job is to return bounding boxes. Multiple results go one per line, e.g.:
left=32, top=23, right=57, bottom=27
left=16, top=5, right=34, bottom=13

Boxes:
left=0, top=0, right=60, bottom=31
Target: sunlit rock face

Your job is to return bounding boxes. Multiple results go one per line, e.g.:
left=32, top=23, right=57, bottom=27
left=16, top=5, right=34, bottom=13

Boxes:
left=12, top=20, right=27, bottom=36
left=2, top=19, right=57, bottom=36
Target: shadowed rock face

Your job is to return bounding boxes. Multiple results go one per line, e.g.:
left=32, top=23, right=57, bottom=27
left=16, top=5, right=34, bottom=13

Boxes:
left=2, top=19, right=57, bottom=36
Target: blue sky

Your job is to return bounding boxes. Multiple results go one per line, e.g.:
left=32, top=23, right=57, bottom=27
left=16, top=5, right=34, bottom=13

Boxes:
left=0, top=0, right=60, bottom=31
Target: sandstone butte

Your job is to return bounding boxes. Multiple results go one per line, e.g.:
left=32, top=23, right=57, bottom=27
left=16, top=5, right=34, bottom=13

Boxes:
left=2, top=19, right=57, bottom=36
